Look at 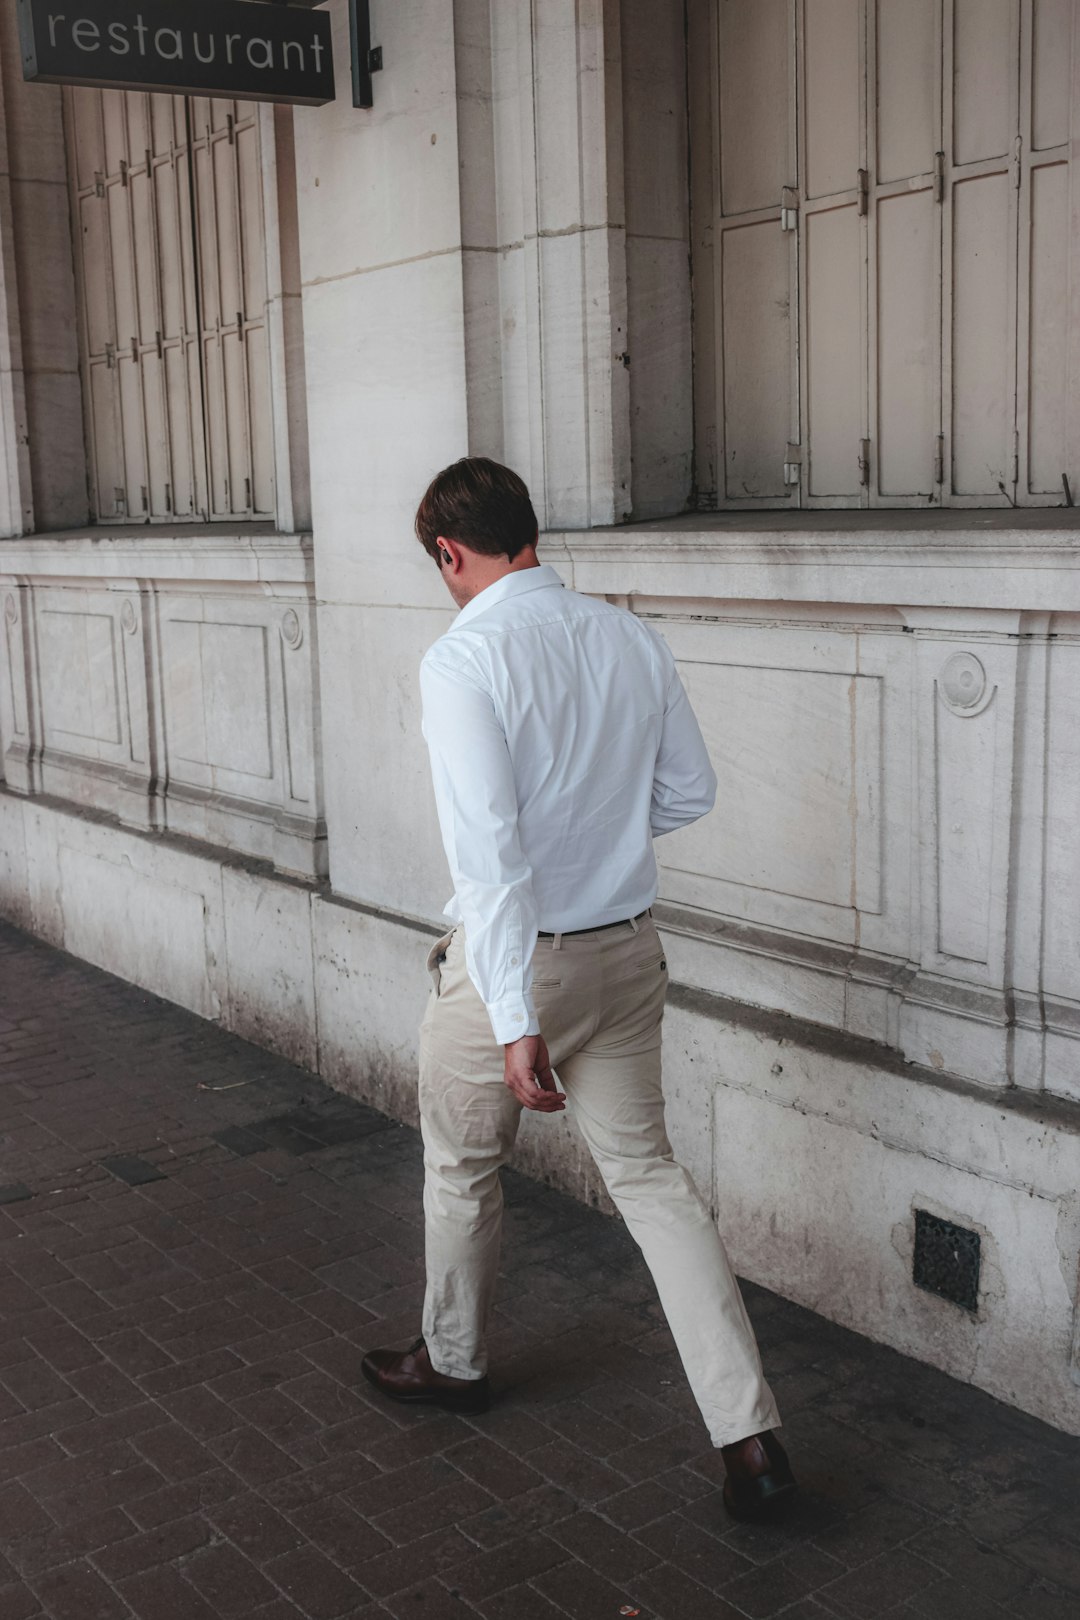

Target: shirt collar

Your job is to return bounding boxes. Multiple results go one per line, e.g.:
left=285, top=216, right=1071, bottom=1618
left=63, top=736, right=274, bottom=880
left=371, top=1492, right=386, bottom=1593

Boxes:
left=452, top=563, right=564, bottom=629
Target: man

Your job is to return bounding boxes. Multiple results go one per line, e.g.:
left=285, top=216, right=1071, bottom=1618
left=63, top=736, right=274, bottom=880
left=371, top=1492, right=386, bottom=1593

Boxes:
left=362, top=458, right=795, bottom=1521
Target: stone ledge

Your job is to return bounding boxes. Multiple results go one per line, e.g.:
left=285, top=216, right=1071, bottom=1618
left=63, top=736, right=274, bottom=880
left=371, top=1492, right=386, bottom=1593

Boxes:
left=542, top=510, right=1080, bottom=610
left=667, top=975, right=1080, bottom=1142
left=8, top=785, right=1074, bottom=1122
left=0, top=526, right=314, bottom=583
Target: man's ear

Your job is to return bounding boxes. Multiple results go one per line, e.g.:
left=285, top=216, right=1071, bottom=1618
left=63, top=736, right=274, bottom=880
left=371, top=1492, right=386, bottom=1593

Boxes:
left=437, top=537, right=459, bottom=570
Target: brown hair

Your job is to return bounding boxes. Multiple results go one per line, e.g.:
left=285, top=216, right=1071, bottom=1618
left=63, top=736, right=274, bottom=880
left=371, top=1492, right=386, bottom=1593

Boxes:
left=415, top=457, right=538, bottom=565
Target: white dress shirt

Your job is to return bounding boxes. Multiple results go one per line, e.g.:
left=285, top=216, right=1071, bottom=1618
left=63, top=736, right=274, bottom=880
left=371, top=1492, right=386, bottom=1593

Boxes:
left=420, top=564, right=717, bottom=1044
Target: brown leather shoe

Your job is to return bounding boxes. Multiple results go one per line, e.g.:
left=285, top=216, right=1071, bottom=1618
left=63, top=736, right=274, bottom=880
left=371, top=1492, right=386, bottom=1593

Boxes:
left=721, top=1430, right=797, bottom=1521
left=361, top=1336, right=491, bottom=1414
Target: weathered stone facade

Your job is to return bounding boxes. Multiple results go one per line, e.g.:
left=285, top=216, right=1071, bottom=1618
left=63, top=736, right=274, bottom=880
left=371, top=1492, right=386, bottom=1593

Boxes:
left=0, top=1, right=1077, bottom=1435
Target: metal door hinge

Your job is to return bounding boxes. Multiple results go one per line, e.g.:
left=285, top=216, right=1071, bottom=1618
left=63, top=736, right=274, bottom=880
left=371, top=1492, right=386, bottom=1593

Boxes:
left=105, top=342, right=116, bottom=369
left=933, top=151, right=945, bottom=204
left=933, top=434, right=945, bottom=485
left=783, top=442, right=803, bottom=485
left=119, top=159, right=129, bottom=188
left=858, top=438, right=871, bottom=486
left=94, top=171, right=105, bottom=199
left=781, top=186, right=799, bottom=232
left=227, top=114, right=235, bottom=146
left=857, top=169, right=870, bottom=216
left=1011, top=429, right=1020, bottom=486
left=114, top=487, right=126, bottom=515
left=1012, top=134, right=1023, bottom=189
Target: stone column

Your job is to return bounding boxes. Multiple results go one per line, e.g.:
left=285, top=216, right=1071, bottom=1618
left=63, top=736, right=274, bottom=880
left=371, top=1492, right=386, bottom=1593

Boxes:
left=0, top=3, right=88, bottom=536
left=458, top=0, right=632, bottom=529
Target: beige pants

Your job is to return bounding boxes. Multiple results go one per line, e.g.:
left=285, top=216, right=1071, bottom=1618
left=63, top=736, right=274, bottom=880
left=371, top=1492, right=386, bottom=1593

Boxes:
left=418, top=915, right=781, bottom=1448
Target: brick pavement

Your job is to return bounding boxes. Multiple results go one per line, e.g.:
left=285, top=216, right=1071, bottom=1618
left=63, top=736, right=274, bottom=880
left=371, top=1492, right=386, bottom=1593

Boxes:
left=0, top=917, right=1078, bottom=1620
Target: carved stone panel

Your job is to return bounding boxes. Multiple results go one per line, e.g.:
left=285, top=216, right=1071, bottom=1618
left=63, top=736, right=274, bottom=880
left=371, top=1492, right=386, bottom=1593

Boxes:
left=155, top=588, right=324, bottom=876
left=916, top=629, right=1018, bottom=987
left=163, top=618, right=275, bottom=786
left=38, top=609, right=123, bottom=750
left=0, top=586, right=34, bottom=787
left=26, top=584, right=153, bottom=825
left=933, top=669, right=998, bottom=964
left=0, top=537, right=325, bottom=878
left=1042, top=625, right=1080, bottom=1099
left=673, top=661, right=882, bottom=915
left=651, top=610, right=905, bottom=961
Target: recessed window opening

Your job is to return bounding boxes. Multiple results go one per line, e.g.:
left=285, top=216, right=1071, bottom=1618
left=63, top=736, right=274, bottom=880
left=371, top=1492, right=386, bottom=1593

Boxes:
left=704, top=0, right=1071, bottom=512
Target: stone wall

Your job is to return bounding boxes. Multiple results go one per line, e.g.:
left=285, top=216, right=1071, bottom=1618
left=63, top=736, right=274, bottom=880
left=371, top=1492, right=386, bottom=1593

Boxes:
left=1, top=786, right=1076, bottom=1434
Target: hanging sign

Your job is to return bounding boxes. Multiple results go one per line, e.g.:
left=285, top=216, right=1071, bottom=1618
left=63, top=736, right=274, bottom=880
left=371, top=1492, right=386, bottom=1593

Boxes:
left=17, top=0, right=336, bottom=107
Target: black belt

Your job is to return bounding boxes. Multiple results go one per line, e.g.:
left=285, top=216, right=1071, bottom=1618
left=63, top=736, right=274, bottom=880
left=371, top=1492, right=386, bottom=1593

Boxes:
left=537, top=909, right=650, bottom=940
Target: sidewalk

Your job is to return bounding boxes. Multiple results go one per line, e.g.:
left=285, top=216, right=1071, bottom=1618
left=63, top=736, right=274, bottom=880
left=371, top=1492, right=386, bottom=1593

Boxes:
left=0, top=918, right=1077, bottom=1620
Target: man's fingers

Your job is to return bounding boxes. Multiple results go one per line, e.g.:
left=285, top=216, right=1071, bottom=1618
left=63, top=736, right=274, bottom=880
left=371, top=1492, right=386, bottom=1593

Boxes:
left=522, top=1078, right=565, bottom=1109
left=529, top=1067, right=563, bottom=1105
left=519, top=1093, right=565, bottom=1112
left=505, top=1072, right=565, bottom=1111
left=502, top=1035, right=564, bottom=1111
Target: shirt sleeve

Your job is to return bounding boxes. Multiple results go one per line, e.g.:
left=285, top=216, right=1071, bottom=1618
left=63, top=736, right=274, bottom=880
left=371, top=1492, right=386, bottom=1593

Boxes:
left=649, top=640, right=718, bottom=837
left=420, top=650, right=541, bottom=1045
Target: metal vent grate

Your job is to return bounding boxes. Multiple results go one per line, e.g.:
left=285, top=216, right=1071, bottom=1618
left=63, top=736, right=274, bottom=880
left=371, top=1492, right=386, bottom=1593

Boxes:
left=912, top=1210, right=981, bottom=1312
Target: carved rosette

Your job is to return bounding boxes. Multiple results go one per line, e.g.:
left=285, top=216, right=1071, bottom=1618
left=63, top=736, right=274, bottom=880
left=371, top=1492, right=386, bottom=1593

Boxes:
left=120, top=600, right=139, bottom=636
left=3, top=594, right=17, bottom=626
left=281, top=608, right=303, bottom=649
left=939, top=651, right=992, bottom=717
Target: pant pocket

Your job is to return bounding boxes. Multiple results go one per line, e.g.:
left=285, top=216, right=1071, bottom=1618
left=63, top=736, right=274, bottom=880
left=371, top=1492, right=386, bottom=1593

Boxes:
left=426, top=930, right=457, bottom=996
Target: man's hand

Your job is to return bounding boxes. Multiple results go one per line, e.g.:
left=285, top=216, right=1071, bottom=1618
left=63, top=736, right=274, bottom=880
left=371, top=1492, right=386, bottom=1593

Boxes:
left=503, top=1034, right=566, bottom=1112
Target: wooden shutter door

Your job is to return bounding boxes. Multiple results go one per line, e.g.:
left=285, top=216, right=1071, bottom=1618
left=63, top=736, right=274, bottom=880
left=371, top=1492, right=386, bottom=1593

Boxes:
left=67, top=89, right=124, bottom=521
left=147, top=94, right=208, bottom=521
left=942, top=0, right=1022, bottom=504
left=867, top=0, right=944, bottom=504
left=1016, top=0, right=1074, bottom=504
left=797, top=0, right=869, bottom=506
left=188, top=100, right=275, bottom=521
left=66, top=88, right=207, bottom=522
left=715, top=0, right=799, bottom=506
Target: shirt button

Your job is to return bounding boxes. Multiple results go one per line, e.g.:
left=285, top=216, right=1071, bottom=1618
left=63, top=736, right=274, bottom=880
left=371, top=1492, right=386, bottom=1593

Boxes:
left=510, top=955, right=519, bottom=966
left=512, top=1012, right=524, bottom=1022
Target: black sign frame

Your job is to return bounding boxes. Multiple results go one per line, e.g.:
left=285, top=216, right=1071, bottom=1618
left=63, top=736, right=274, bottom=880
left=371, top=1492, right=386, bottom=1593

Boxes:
left=350, top=0, right=372, bottom=110
left=17, top=0, right=337, bottom=107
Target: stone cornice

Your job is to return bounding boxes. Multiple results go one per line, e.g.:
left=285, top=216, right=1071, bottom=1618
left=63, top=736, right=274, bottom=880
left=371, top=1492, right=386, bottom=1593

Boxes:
left=0, top=529, right=314, bottom=585
left=541, top=513, right=1080, bottom=611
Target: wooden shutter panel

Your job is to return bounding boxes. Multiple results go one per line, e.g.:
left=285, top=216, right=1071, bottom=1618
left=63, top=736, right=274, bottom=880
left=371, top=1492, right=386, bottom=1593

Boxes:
left=67, top=89, right=275, bottom=525
left=798, top=0, right=868, bottom=504
left=67, top=89, right=207, bottom=522
left=869, top=0, right=942, bottom=503
left=943, top=0, right=1021, bottom=502
left=715, top=0, right=798, bottom=505
left=189, top=99, right=275, bottom=521
left=1017, top=0, right=1074, bottom=502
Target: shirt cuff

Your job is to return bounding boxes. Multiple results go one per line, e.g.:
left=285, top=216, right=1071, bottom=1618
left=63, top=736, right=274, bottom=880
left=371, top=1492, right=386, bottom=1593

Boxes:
left=486, top=995, right=541, bottom=1046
